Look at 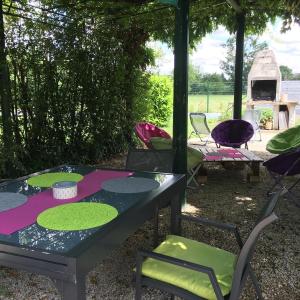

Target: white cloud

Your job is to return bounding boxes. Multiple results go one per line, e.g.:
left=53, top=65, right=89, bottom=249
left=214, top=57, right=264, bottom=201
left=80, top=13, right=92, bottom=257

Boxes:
left=150, top=20, right=300, bottom=75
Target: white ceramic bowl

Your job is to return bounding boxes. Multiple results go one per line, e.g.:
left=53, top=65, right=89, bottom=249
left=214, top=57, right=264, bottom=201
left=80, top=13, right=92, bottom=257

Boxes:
left=52, top=181, right=77, bottom=200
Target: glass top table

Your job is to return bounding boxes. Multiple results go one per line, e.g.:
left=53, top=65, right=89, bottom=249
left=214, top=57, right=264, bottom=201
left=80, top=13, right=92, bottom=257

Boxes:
left=0, top=165, right=185, bottom=300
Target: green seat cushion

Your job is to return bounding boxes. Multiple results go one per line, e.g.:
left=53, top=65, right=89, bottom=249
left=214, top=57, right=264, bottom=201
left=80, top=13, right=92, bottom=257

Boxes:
left=266, top=125, right=300, bottom=154
left=141, top=235, right=236, bottom=300
left=28, top=172, right=83, bottom=188
left=149, top=137, right=203, bottom=169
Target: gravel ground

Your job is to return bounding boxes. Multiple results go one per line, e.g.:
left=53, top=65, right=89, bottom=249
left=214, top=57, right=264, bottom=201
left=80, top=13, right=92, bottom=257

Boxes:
left=0, top=145, right=299, bottom=300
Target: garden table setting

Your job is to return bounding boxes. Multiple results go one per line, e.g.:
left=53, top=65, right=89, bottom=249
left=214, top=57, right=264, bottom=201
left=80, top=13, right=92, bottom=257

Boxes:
left=0, top=165, right=185, bottom=300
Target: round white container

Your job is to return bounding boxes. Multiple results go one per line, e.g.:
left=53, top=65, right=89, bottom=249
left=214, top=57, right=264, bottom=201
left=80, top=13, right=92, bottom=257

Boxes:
left=52, top=181, right=78, bottom=200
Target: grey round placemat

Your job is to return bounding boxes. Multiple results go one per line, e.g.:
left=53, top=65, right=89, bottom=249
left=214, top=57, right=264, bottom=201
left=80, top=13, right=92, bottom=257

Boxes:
left=206, top=152, right=224, bottom=156
left=0, top=192, right=28, bottom=212
left=101, top=177, right=160, bottom=194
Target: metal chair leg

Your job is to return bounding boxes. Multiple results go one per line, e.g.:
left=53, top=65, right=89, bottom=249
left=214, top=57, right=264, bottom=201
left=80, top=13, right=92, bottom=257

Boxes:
left=153, top=205, right=159, bottom=247
left=135, top=255, right=143, bottom=300
left=249, top=267, right=263, bottom=300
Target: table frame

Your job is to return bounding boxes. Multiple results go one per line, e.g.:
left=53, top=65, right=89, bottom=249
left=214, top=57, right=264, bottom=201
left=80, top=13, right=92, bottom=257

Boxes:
left=0, top=165, right=186, bottom=300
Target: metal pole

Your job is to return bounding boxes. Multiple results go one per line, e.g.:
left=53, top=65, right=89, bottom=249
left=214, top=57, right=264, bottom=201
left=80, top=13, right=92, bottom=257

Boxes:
left=206, top=82, right=210, bottom=113
left=173, top=0, right=189, bottom=175
left=233, top=13, right=245, bottom=119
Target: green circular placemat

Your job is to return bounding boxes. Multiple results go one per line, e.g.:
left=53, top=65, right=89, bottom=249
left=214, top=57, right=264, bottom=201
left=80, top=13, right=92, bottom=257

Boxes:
left=28, top=172, right=83, bottom=188
left=37, top=203, right=118, bottom=231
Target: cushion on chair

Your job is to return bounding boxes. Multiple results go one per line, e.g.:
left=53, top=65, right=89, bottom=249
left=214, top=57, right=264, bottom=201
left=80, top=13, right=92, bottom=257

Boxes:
left=141, top=235, right=236, bottom=300
left=149, top=137, right=204, bottom=169
left=135, top=122, right=171, bottom=148
left=266, top=125, right=300, bottom=154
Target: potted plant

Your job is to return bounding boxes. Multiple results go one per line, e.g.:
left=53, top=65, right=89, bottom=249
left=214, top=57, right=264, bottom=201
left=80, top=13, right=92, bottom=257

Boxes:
left=261, top=110, right=273, bottom=130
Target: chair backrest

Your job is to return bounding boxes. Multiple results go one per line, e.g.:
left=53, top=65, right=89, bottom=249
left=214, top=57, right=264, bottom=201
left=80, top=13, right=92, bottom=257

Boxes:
left=134, top=122, right=171, bottom=148
left=256, top=190, right=282, bottom=224
left=242, top=110, right=261, bottom=130
left=125, top=148, right=174, bottom=173
left=211, top=119, right=254, bottom=147
left=263, top=147, right=300, bottom=176
left=189, top=113, right=210, bottom=135
left=229, top=213, right=278, bottom=300
left=266, top=124, right=300, bottom=154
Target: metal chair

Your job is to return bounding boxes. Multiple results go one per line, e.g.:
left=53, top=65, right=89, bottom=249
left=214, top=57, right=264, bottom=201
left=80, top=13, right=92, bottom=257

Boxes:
left=126, top=148, right=174, bottom=173
left=135, top=192, right=281, bottom=300
left=126, top=148, right=175, bottom=245
left=134, top=122, right=171, bottom=148
left=263, top=148, right=300, bottom=206
left=136, top=190, right=286, bottom=300
left=266, top=124, right=300, bottom=154
left=211, top=119, right=254, bottom=149
left=189, top=113, right=211, bottom=145
left=148, top=137, right=204, bottom=188
left=242, top=109, right=262, bottom=141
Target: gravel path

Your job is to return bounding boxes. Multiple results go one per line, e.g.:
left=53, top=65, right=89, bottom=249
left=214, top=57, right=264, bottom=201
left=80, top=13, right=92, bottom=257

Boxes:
left=0, top=145, right=299, bottom=299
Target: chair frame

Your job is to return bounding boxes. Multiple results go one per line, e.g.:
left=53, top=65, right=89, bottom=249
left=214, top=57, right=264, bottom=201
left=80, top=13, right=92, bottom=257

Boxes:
left=125, top=148, right=175, bottom=246
left=242, top=109, right=262, bottom=142
left=125, top=148, right=175, bottom=173
left=189, top=113, right=211, bottom=146
left=264, top=148, right=300, bottom=206
left=187, top=163, right=203, bottom=188
left=135, top=192, right=282, bottom=300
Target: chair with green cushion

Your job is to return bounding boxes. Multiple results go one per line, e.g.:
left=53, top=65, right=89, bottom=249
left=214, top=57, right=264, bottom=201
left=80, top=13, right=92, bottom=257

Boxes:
left=266, top=124, right=300, bottom=154
left=149, top=137, right=204, bottom=187
left=135, top=192, right=281, bottom=300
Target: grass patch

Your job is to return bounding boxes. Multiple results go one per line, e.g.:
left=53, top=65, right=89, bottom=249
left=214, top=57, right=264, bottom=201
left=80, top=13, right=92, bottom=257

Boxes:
left=163, top=94, right=247, bottom=136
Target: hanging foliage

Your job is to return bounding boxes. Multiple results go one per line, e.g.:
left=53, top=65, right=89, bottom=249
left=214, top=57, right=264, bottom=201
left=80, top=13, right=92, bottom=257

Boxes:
left=0, top=0, right=299, bottom=176
left=2, top=2, right=154, bottom=175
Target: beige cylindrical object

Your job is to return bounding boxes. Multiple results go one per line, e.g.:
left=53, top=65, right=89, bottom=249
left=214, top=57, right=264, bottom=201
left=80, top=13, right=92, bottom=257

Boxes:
left=52, top=181, right=77, bottom=200
left=280, top=94, right=288, bottom=102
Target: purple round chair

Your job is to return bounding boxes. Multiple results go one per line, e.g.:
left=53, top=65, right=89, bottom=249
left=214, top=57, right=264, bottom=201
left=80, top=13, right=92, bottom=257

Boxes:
left=263, top=148, right=300, bottom=206
left=211, top=119, right=254, bottom=149
left=135, top=122, right=171, bottom=148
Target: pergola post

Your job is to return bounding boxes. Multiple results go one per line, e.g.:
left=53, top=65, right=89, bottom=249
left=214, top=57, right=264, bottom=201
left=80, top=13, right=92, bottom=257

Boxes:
left=173, top=0, right=189, bottom=175
left=233, top=12, right=245, bottom=119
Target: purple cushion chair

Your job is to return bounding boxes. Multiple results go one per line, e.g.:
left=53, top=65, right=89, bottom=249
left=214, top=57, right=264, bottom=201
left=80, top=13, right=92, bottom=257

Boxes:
left=211, top=119, right=254, bottom=149
left=263, top=148, right=300, bottom=206
left=134, top=122, right=171, bottom=148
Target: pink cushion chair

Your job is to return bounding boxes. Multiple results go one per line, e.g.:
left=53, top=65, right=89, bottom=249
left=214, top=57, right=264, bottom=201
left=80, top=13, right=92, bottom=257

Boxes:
left=134, top=122, right=171, bottom=148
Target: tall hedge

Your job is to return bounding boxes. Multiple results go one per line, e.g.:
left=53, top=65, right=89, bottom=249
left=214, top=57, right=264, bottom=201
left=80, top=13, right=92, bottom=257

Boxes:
left=3, top=14, right=154, bottom=175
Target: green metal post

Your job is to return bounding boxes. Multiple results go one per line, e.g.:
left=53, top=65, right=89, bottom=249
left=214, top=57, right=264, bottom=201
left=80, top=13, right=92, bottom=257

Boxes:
left=233, top=13, right=245, bottom=119
left=206, top=82, right=210, bottom=113
left=173, top=0, right=189, bottom=176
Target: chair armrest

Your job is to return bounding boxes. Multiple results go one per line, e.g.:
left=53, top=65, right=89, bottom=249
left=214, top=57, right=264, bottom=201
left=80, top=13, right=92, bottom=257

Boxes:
left=179, top=214, right=244, bottom=248
left=136, top=250, right=224, bottom=300
left=179, top=214, right=237, bottom=232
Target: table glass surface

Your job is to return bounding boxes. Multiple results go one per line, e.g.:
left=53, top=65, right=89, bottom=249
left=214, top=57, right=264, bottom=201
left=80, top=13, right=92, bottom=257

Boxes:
left=0, top=165, right=177, bottom=254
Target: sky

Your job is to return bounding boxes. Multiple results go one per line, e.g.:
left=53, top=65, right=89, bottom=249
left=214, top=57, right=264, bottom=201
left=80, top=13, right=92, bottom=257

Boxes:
left=148, top=19, right=300, bottom=75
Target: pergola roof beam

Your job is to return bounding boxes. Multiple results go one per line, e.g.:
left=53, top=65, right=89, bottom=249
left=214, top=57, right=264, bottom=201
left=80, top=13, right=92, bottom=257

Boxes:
left=226, top=0, right=243, bottom=13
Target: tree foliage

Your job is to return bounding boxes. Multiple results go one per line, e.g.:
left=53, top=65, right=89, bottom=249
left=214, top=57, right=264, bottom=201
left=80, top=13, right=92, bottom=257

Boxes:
left=2, top=1, right=156, bottom=175
left=0, top=0, right=300, bottom=176
left=220, top=36, right=268, bottom=82
left=146, top=75, right=172, bottom=127
left=280, top=65, right=294, bottom=80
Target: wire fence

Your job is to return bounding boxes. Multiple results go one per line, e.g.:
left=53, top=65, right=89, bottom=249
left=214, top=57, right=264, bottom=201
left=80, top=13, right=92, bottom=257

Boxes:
left=188, top=81, right=248, bottom=114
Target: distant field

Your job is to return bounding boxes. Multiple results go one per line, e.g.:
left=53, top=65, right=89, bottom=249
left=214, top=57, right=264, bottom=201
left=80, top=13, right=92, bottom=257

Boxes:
left=163, top=94, right=247, bottom=135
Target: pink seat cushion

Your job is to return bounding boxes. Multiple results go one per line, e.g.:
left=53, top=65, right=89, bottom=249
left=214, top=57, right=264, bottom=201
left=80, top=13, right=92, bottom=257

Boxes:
left=135, top=122, right=171, bottom=148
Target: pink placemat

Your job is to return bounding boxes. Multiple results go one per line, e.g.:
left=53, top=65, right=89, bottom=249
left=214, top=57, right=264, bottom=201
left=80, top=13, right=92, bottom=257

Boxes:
left=0, top=170, right=132, bottom=235
left=205, top=156, right=223, bottom=161
left=218, top=149, right=240, bottom=154
left=205, top=148, right=244, bottom=161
